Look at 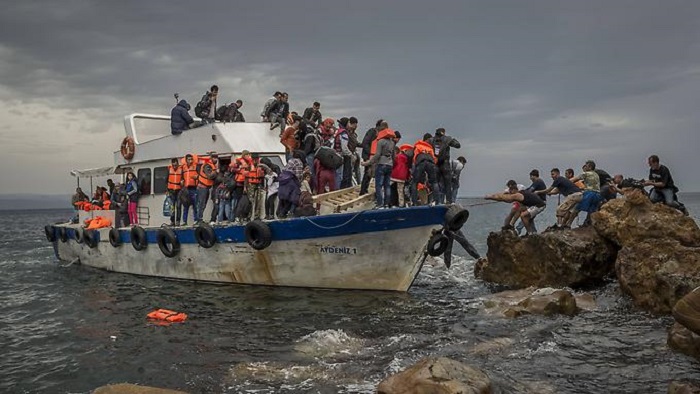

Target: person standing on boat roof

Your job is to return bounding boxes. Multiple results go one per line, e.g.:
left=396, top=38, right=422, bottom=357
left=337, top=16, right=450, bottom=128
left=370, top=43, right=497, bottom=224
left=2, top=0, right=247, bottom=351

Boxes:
left=195, top=154, right=219, bottom=224
left=432, top=128, right=461, bottom=204
left=261, top=92, right=281, bottom=122
left=198, top=85, right=218, bottom=125
left=303, top=101, right=322, bottom=127
left=125, top=172, right=139, bottom=225
left=170, top=100, right=195, bottom=135
left=166, top=158, right=183, bottom=226
left=244, top=154, right=267, bottom=221
left=180, top=154, right=199, bottom=225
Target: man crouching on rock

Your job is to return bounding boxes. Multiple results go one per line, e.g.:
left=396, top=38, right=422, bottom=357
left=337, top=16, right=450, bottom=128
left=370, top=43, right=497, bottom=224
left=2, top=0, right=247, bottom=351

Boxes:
left=485, top=180, right=546, bottom=235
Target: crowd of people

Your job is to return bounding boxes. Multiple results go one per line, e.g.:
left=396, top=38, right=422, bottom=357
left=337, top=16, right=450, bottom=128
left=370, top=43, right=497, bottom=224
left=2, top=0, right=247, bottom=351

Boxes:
left=163, top=87, right=469, bottom=225
left=485, top=155, right=690, bottom=235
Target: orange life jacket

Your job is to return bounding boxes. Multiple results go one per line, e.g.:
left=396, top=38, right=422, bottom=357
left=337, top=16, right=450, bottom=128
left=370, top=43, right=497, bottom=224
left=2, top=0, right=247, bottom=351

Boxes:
left=246, top=164, right=265, bottom=185
left=413, top=140, right=437, bottom=164
left=370, top=128, right=396, bottom=156
left=102, top=200, right=112, bottom=210
left=234, top=157, right=251, bottom=183
left=147, top=309, right=188, bottom=323
left=86, top=216, right=112, bottom=229
left=198, top=162, right=217, bottom=188
left=167, top=165, right=182, bottom=190
left=181, top=163, right=198, bottom=188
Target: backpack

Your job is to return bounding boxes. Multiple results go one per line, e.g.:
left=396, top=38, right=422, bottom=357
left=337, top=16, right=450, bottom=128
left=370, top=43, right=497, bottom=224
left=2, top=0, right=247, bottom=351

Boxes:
left=163, top=196, right=173, bottom=217
left=315, top=146, right=343, bottom=169
left=235, top=194, right=252, bottom=219
left=194, top=93, right=210, bottom=118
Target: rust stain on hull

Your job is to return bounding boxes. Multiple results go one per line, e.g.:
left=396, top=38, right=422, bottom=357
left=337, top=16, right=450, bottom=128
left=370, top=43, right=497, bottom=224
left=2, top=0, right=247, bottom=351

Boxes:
left=253, top=250, right=276, bottom=285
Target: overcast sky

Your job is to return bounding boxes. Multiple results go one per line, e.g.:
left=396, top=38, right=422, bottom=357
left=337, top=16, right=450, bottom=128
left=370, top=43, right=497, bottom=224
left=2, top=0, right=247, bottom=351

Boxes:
left=1, top=0, right=699, bottom=196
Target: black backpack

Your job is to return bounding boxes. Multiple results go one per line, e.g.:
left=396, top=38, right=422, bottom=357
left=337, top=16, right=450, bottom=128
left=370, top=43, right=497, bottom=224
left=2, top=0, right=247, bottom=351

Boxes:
left=315, top=146, right=343, bottom=169
left=194, top=93, right=210, bottom=118
left=235, top=194, right=252, bottom=219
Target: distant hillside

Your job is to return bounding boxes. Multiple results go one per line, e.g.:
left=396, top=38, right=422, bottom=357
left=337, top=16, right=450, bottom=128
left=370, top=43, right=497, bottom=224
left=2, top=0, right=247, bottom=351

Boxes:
left=0, top=194, right=72, bottom=210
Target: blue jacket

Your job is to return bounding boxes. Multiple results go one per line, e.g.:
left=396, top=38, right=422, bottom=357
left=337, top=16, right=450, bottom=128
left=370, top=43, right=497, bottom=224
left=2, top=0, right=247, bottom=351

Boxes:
left=171, top=100, right=194, bottom=135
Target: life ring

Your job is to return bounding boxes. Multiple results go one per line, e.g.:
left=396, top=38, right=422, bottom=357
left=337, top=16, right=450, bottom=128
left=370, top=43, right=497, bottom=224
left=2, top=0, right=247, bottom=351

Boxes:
left=109, top=227, right=122, bottom=247
left=131, top=226, right=148, bottom=251
left=157, top=227, right=180, bottom=258
left=59, top=227, right=68, bottom=243
left=120, top=136, right=135, bottom=161
left=45, top=225, right=56, bottom=242
left=427, top=232, right=449, bottom=256
left=444, top=204, right=470, bottom=231
left=244, top=220, right=272, bottom=250
left=74, top=228, right=85, bottom=244
left=84, top=229, right=99, bottom=249
left=194, top=223, right=216, bottom=248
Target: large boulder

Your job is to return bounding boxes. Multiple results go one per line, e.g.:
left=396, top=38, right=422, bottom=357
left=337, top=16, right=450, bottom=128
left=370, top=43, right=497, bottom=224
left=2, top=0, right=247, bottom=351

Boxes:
left=592, top=192, right=700, bottom=248
left=474, top=227, right=616, bottom=288
left=616, top=239, right=700, bottom=314
left=377, top=357, right=491, bottom=394
left=668, top=381, right=700, bottom=394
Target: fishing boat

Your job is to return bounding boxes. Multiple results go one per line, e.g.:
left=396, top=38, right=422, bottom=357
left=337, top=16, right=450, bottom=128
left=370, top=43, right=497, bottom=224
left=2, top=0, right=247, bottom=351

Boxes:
left=44, top=114, right=470, bottom=291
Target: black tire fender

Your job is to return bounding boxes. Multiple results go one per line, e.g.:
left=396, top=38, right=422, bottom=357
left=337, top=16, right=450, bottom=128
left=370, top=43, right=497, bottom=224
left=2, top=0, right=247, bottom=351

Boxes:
left=84, top=229, right=99, bottom=249
left=74, top=228, right=84, bottom=244
left=244, top=220, right=272, bottom=250
left=427, top=232, right=449, bottom=256
left=45, top=225, right=56, bottom=242
left=194, top=223, right=216, bottom=248
left=157, top=227, right=180, bottom=258
left=59, top=227, right=68, bottom=243
left=131, top=226, right=148, bottom=251
left=444, top=204, right=470, bottom=231
left=109, top=227, right=122, bottom=247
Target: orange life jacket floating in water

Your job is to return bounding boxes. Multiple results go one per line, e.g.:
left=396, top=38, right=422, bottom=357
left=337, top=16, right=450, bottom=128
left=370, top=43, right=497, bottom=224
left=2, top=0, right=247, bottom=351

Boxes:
left=147, top=309, right=188, bottom=324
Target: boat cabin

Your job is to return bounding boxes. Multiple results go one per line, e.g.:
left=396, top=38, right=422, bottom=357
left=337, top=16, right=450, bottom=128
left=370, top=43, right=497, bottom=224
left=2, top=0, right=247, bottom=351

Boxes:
left=72, top=114, right=286, bottom=227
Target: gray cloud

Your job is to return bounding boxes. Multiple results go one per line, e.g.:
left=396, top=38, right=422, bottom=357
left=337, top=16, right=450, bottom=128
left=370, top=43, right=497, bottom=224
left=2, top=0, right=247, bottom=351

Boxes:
left=0, top=0, right=699, bottom=195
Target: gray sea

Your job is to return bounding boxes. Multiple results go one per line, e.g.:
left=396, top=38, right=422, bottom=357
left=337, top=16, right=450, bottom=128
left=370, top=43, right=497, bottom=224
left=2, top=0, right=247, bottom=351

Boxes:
left=2, top=195, right=700, bottom=393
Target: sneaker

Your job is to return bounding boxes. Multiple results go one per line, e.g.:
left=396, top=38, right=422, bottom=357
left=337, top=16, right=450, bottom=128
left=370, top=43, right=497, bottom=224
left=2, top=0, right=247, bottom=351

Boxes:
left=270, top=123, right=279, bottom=130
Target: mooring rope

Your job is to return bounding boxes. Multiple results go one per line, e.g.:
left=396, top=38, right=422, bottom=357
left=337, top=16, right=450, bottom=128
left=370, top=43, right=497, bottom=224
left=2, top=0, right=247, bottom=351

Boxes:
left=303, top=211, right=365, bottom=230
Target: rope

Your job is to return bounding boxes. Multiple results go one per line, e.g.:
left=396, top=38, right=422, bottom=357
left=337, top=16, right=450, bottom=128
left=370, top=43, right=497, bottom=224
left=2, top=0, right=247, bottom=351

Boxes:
left=60, top=258, right=79, bottom=268
left=303, top=211, right=364, bottom=230
left=462, top=201, right=500, bottom=207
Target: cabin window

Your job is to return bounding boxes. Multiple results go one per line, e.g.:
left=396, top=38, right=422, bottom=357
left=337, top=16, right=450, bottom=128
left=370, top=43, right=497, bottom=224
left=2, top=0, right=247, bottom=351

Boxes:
left=137, top=168, right=152, bottom=195
left=153, top=166, right=168, bottom=194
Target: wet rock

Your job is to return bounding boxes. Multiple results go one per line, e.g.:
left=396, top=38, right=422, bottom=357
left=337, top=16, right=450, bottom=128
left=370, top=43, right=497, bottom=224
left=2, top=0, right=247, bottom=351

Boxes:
left=377, top=357, right=492, bottom=394
left=469, top=337, right=514, bottom=355
left=674, top=287, right=700, bottom=335
left=668, top=323, right=700, bottom=361
left=616, top=240, right=700, bottom=314
left=93, top=384, right=187, bottom=394
left=474, top=227, right=616, bottom=288
left=482, top=287, right=579, bottom=318
left=592, top=194, right=700, bottom=248
left=668, top=381, right=700, bottom=394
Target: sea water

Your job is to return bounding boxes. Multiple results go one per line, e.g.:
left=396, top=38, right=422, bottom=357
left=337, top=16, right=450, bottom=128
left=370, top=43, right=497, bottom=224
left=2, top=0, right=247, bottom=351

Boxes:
left=1, top=195, right=699, bottom=393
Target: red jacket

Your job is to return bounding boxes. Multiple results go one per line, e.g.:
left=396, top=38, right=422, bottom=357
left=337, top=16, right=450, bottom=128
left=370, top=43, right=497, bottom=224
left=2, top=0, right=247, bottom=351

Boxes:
left=391, top=152, right=410, bottom=181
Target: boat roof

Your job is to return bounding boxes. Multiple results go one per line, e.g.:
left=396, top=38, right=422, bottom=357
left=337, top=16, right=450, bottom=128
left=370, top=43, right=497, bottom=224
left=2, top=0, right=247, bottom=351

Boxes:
left=112, top=114, right=286, bottom=166
left=70, top=166, right=127, bottom=178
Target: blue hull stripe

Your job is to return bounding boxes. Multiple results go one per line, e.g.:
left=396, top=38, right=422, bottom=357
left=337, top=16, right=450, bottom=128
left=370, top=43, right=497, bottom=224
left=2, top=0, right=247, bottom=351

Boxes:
left=112, top=205, right=449, bottom=245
